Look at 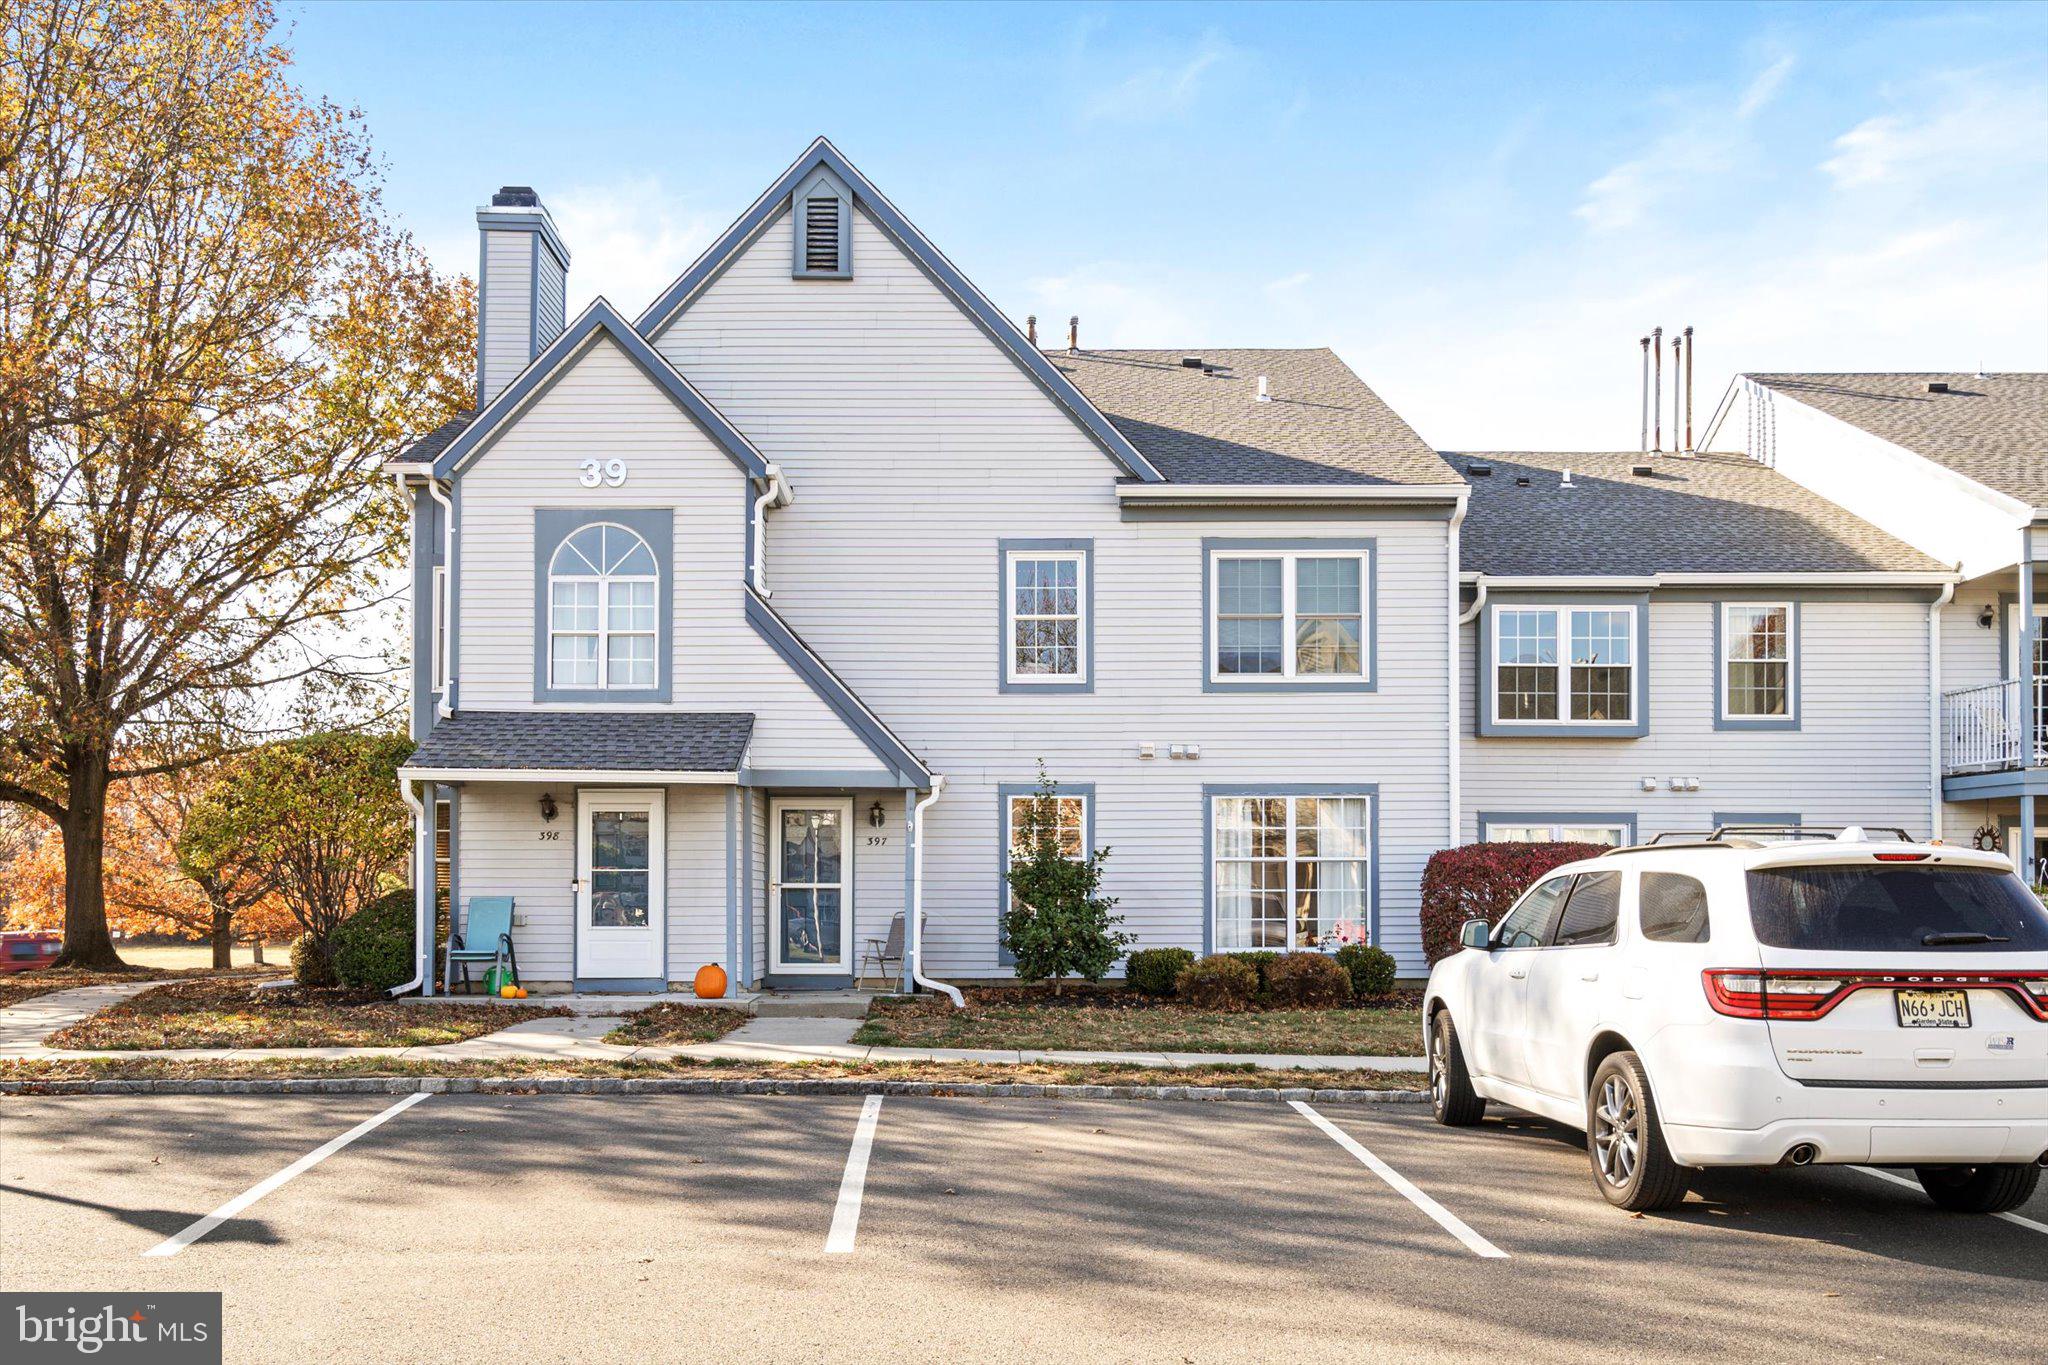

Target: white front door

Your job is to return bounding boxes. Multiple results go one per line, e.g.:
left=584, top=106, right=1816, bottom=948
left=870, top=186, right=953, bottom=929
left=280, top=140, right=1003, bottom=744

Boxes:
left=575, top=789, right=665, bottom=983
left=769, top=799, right=852, bottom=976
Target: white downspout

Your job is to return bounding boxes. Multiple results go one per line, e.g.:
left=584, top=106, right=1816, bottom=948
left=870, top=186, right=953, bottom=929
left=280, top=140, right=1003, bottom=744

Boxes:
left=1449, top=507, right=1466, bottom=859
left=909, top=775, right=962, bottom=1007
left=1929, top=576, right=1956, bottom=841
left=426, top=479, right=456, bottom=719
left=749, top=464, right=788, bottom=597
left=392, top=777, right=431, bottom=997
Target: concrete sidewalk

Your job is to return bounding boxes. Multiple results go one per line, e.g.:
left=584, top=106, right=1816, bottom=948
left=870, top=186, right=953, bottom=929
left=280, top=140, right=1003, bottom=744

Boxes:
left=0, top=982, right=1427, bottom=1073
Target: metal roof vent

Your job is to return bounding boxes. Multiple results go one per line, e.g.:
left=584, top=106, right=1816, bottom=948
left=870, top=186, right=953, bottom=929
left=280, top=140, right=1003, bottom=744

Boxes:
left=1926, top=380, right=1951, bottom=394
left=1256, top=375, right=1271, bottom=403
left=1513, top=475, right=1532, bottom=487
left=1180, top=356, right=1204, bottom=369
left=1632, top=463, right=1654, bottom=477
left=1560, top=468, right=1575, bottom=489
left=1468, top=463, right=1493, bottom=478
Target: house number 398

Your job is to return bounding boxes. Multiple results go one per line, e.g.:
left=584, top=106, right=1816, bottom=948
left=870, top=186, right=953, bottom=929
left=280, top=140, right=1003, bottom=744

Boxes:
left=578, top=458, right=628, bottom=488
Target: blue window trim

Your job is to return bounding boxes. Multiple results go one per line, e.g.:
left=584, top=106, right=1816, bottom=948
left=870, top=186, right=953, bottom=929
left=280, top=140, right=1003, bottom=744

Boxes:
left=1476, top=594, right=1650, bottom=738
left=789, top=165, right=853, bottom=279
left=1713, top=599, right=1801, bottom=731
left=1200, top=538, right=1377, bottom=694
left=532, top=508, right=674, bottom=704
left=1476, top=811, right=1639, bottom=844
left=434, top=299, right=770, bottom=482
left=997, top=538, right=1094, bottom=695
left=633, top=137, right=1166, bottom=483
left=1201, top=783, right=1380, bottom=956
left=997, top=781, right=1095, bottom=967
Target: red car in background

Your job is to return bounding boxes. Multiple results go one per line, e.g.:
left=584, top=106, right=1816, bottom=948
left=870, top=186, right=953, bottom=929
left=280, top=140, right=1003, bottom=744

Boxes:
left=0, top=931, right=62, bottom=973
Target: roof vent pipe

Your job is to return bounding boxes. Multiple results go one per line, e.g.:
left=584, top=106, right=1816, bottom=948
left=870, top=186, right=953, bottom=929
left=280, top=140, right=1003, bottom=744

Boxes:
left=1561, top=467, right=1575, bottom=488
left=1068, top=316, right=1079, bottom=354
left=1639, top=336, right=1651, bottom=453
left=1683, top=325, right=1695, bottom=452
left=1026, top=315, right=1037, bottom=347
left=1651, top=326, right=1663, bottom=452
left=1256, top=375, right=1271, bottom=403
left=1671, top=332, right=1684, bottom=454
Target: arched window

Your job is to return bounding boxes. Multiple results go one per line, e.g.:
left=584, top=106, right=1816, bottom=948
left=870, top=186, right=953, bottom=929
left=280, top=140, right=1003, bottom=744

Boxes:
left=548, top=522, right=658, bottom=690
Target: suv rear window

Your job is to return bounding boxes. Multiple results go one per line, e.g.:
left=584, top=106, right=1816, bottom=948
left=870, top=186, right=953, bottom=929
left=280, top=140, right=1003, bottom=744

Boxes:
left=1746, top=865, right=2048, bottom=952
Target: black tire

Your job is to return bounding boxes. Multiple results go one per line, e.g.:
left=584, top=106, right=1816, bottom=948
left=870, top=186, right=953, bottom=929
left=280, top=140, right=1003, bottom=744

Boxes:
left=1428, top=1011, right=1486, bottom=1127
left=1912, top=1163, right=2042, bottom=1214
left=1586, top=1051, right=1687, bottom=1212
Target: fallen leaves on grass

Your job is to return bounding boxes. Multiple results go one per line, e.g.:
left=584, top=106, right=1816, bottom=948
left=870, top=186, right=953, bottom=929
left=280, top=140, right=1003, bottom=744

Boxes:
left=603, top=1003, right=752, bottom=1046
left=44, top=977, right=565, bottom=1049
left=0, top=965, right=280, bottom=1009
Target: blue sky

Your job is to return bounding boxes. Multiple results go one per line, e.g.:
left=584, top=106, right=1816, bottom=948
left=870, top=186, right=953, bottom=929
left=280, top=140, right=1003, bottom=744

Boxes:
left=284, top=1, right=2046, bottom=450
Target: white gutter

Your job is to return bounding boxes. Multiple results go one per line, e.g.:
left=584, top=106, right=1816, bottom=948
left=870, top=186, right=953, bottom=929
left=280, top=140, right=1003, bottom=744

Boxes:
left=426, top=479, right=456, bottom=718
left=909, top=775, right=962, bottom=1007
left=398, top=765, right=739, bottom=785
left=391, top=777, right=431, bottom=997
left=1456, top=575, right=1488, bottom=627
left=1455, top=571, right=1962, bottom=588
left=1929, top=575, right=1957, bottom=840
left=1117, top=482, right=1470, bottom=506
left=1446, top=501, right=1468, bottom=851
left=749, top=464, right=789, bottom=596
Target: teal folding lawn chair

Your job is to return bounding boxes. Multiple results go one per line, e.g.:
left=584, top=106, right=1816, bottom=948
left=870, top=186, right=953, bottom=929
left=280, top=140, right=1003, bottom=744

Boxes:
left=446, top=896, right=519, bottom=994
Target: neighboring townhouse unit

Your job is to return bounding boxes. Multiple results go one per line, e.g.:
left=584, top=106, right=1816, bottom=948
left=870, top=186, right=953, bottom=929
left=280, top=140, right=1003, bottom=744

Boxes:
left=1705, top=373, right=2048, bottom=871
left=386, top=141, right=1969, bottom=996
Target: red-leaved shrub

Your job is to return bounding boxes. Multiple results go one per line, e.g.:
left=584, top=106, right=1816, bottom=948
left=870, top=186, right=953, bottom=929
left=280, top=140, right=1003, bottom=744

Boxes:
left=1419, top=842, right=1607, bottom=963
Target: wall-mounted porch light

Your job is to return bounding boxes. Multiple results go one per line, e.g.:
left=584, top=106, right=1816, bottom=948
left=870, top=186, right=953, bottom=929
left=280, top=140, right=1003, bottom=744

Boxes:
left=539, top=792, right=559, bottom=823
left=868, top=801, right=886, bottom=829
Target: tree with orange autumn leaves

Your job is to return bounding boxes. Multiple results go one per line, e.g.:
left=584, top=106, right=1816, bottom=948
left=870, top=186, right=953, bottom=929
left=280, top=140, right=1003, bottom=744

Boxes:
left=4, top=765, right=294, bottom=966
left=0, top=0, right=473, bottom=965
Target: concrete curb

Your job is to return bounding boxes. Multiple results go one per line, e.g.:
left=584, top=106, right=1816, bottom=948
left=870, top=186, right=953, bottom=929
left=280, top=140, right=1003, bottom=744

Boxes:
left=0, top=1076, right=1428, bottom=1105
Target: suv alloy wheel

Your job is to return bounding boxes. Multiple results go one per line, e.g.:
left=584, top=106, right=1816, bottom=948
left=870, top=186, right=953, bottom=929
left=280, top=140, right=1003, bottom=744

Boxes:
left=1586, top=1050, right=1687, bottom=1211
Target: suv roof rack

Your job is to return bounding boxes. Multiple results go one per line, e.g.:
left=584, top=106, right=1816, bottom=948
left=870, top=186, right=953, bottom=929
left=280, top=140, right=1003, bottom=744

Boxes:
left=1604, top=824, right=1917, bottom=856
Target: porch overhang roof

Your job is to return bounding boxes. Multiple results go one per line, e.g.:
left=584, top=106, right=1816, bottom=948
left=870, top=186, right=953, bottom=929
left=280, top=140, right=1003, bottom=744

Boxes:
left=401, top=710, right=754, bottom=785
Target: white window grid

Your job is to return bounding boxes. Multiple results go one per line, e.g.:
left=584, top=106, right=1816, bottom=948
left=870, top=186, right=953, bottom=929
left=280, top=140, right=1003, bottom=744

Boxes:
left=1721, top=602, right=1793, bottom=719
left=1007, top=793, right=1089, bottom=913
left=1212, top=794, right=1373, bottom=951
left=1489, top=604, right=1637, bottom=725
left=1211, top=552, right=1368, bottom=683
left=1005, top=552, right=1087, bottom=683
left=1483, top=822, right=1630, bottom=847
left=547, top=522, right=658, bottom=691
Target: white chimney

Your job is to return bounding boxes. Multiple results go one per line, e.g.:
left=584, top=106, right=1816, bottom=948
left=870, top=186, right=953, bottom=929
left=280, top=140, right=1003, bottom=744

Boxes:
left=476, top=186, right=571, bottom=406
left=1256, top=375, right=1271, bottom=403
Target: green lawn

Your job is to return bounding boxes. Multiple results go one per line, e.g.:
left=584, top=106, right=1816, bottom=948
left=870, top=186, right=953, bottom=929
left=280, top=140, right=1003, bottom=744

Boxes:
left=855, top=988, right=1425, bottom=1056
left=46, top=977, right=564, bottom=1049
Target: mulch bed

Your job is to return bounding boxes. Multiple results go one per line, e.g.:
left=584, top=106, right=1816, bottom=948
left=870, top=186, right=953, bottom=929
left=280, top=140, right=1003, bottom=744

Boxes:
left=603, top=1002, right=753, bottom=1045
left=44, top=976, right=566, bottom=1050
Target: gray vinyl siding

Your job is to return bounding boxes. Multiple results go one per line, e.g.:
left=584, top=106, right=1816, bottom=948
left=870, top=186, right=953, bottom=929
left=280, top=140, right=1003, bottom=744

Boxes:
left=1939, top=584, right=2008, bottom=846
left=1462, top=594, right=1936, bottom=842
left=654, top=207, right=1453, bottom=975
left=534, top=243, right=567, bottom=354
left=451, top=334, right=879, bottom=771
left=480, top=230, right=534, bottom=404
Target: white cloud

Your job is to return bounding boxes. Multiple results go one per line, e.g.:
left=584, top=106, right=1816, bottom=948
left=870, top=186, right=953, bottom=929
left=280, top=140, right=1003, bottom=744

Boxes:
left=1736, top=54, right=1796, bottom=119
left=548, top=177, right=721, bottom=317
left=1822, top=76, right=2048, bottom=189
left=1023, top=262, right=1205, bottom=347
left=1080, top=31, right=1233, bottom=123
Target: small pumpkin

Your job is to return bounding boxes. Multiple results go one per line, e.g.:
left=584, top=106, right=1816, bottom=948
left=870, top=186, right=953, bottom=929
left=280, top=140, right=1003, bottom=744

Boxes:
left=499, top=984, right=521, bottom=999
left=694, top=963, right=729, bottom=999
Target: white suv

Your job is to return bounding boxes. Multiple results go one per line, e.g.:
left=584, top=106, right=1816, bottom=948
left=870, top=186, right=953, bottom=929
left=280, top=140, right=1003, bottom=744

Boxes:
left=1423, top=826, right=2048, bottom=1212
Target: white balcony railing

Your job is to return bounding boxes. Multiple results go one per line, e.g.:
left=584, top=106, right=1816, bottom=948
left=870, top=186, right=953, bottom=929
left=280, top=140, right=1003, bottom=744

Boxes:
left=1941, top=677, right=2048, bottom=776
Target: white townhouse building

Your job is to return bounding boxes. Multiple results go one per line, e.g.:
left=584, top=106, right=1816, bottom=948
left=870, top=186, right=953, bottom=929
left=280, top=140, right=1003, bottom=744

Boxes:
left=386, top=140, right=1971, bottom=996
left=1705, top=372, right=2048, bottom=870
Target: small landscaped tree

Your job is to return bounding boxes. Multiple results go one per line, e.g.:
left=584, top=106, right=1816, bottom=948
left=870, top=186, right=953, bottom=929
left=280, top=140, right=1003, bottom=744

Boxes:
left=1003, top=766, right=1129, bottom=993
left=178, top=732, right=414, bottom=979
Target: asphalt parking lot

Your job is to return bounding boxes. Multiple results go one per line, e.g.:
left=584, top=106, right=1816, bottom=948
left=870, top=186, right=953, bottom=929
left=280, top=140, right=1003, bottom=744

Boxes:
left=4, top=1093, right=2044, bottom=1362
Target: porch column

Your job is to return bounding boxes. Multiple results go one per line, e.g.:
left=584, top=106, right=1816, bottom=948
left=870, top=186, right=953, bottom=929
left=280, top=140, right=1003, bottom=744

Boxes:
left=416, top=785, right=436, bottom=997
left=724, top=787, right=739, bottom=1000
left=2021, top=524, right=2036, bottom=771
left=2023, top=796, right=2038, bottom=887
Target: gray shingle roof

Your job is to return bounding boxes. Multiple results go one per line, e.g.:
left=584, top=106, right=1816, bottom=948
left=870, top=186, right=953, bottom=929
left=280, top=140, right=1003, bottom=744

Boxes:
left=1749, top=373, right=2048, bottom=507
left=1047, top=349, right=1458, bottom=486
left=1447, top=451, right=1947, bottom=577
left=407, top=711, right=755, bottom=773
left=393, top=410, right=477, bottom=466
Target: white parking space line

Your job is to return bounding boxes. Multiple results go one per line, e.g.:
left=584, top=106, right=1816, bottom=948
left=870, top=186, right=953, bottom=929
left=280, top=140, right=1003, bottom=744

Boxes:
left=1851, top=1164, right=2048, bottom=1236
left=1290, top=1101, right=1508, bottom=1259
left=142, top=1094, right=431, bottom=1257
left=824, top=1094, right=883, bottom=1254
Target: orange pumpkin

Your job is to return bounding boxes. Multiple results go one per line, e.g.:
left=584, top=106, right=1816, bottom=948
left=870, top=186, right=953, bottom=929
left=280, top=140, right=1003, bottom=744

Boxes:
left=694, top=963, right=729, bottom=999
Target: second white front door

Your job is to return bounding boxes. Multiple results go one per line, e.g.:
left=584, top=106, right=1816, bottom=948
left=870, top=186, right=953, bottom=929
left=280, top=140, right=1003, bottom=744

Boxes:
left=770, top=799, right=852, bottom=976
left=575, top=789, right=665, bottom=983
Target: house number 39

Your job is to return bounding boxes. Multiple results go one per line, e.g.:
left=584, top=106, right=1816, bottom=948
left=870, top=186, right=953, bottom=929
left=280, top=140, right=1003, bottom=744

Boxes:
left=578, top=458, right=628, bottom=488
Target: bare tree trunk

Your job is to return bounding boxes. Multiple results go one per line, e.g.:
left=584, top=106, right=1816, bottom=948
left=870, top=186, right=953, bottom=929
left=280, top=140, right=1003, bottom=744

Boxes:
left=54, top=745, right=124, bottom=969
left=210, top=907, right=235, bottom=970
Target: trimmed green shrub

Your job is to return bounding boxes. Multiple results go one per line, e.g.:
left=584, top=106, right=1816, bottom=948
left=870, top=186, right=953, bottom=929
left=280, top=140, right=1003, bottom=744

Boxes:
left=330, top=887, right=417, bottom=992
left=1004, top=767, right=1131, bottom=990
left=1265, top=952, right=1352, bottom=1008
left=290, top=932, right=336, bottom=987
left=1336, top=943, right=1399, bottom=998
left=1125, top=947, right=1195, bottom=997
left=1175, top=955, right=1258, bottom=1011
left=1221, top=950, right=1281, bottom=999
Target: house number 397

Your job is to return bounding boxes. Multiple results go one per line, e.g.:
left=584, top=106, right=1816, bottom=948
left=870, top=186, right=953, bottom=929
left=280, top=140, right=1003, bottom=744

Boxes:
left=578, top=458, right=628, bottom=488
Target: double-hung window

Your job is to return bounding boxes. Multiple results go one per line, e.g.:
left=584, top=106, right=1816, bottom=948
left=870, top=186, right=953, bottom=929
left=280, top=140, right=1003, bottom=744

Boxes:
left=1721, top=602, right=1793, bottom=722
left=1003, top=786, right=1091, bottom=955
left=1489, top=604, right=1637, bottom=727
left=547, top=522, right=658, bottom=691
left=1211, top=793, right=1373, bottom=950
left=1002, top=545, right=1089, bottom=688
left=1209, top=546, right=1370, bottom=686
left=1483, top=819, right=1631, bottom=847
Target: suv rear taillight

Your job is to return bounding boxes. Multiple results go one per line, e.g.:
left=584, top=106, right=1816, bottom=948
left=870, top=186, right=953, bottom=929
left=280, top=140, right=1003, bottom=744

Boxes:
left=1704, top=968, right=2048, bottom=1021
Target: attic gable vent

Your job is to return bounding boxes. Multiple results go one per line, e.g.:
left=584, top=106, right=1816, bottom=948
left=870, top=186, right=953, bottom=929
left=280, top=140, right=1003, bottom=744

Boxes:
left=790, top=164, right=852, bottom=280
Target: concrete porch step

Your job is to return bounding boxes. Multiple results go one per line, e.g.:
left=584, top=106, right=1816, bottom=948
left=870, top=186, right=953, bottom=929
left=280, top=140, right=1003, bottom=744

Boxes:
left=752, top=990, right=875, bottom=1020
